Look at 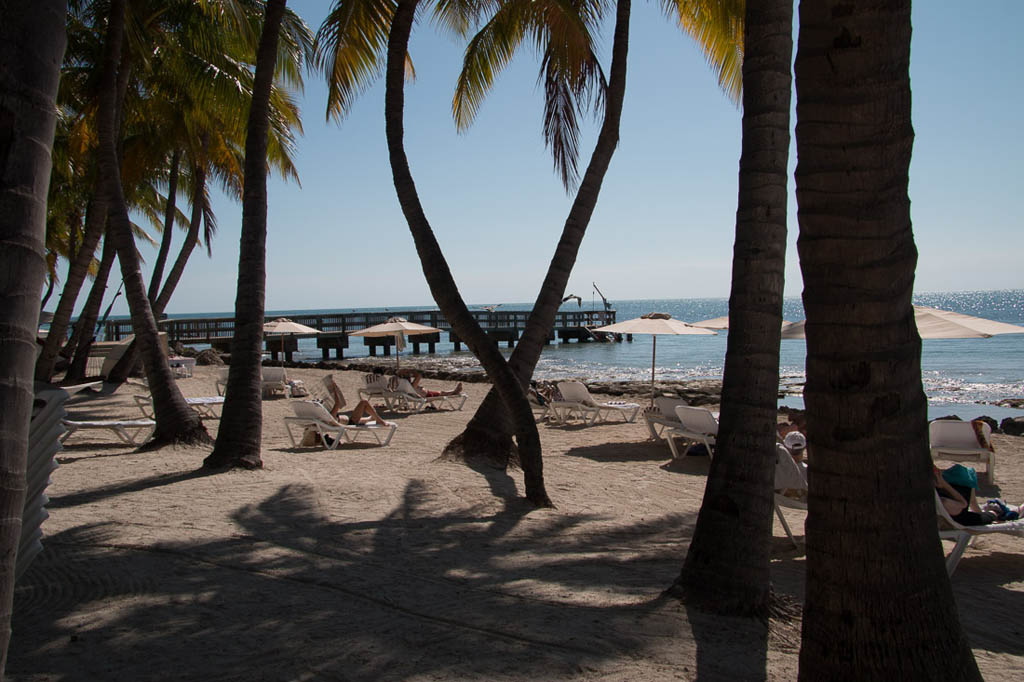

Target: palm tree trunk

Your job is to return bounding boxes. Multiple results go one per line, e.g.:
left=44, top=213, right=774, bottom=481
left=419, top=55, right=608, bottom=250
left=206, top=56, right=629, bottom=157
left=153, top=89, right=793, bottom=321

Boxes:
left=204, top=0, right=288, bottom=470
left=444, top=0, right=632, bottom=464
left=148, top=149, right=180, bottom=303
left=385, top=0, right=551, bottom=506
left=793, top=2, right=980, bottom=679
left=64, top=232, right=116, bottom=382
left=97, top=0, right=208, bottom=446
left=154, top=164, right=206, bottom=315
left=34, top=186, right=106, bottom=381
left=670, top=0, right=793, bottom=618
left=0, top=1, right=67, bottom=676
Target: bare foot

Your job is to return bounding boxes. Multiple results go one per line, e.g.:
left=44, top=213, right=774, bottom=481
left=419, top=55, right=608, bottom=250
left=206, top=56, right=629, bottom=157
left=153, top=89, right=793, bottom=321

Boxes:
left=454, top=382, right=463, bottom=394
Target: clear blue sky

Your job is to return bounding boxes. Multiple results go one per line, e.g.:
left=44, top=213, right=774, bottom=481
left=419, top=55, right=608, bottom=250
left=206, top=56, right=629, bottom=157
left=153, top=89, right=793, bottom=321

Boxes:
left=70, top=1, right=1024, bottom=316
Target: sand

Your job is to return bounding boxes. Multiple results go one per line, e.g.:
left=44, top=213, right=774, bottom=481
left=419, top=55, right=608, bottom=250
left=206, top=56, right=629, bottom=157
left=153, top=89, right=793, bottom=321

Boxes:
left=8, top=366, right=1024, bottom=680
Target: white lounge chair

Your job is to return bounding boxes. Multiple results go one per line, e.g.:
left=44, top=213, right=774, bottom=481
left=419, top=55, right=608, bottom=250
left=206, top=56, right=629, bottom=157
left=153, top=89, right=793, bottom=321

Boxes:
left=773, top=443, right=808, bottom=548
left=936, top=491, right=1024, bottom=575
left=643, top=396, right=689, bottom=439
left=929, top=419, right=995, bottom=484
left=358, top=373, right=394, bottom=409
left=262, top=366, right=290, bottom=398
left=134, top=394, right=225, bottom=419
left=60, top=418, right=156, bottom=445
left=665, top=405, right=719, bottom=458
left=550, top=381, right=641, bottom=425
left=215, top=368, right=230, bottom=396
left=283, top=400, right=396, bottom=448
left=388, top=377, right=468, bottom=412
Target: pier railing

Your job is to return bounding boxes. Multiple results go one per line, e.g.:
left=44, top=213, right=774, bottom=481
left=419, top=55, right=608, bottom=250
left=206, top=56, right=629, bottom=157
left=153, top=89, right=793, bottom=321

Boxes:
left=97, top=308, right=617, bottom=360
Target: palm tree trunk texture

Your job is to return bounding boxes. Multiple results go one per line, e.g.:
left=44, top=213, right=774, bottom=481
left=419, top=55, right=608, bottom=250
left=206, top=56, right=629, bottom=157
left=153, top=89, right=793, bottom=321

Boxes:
left=34, top=186, right=106, bottom=381
left=148, top=149, right=181, bottom=302
left=154, top=166, right=206, bottom=315
left=97, top=0, right=208, bottom=446
left=385, top=0, right=551, bottom=506
left=444, top=0, right=632, bottom=463
left=671, top=0, right=793, bottom=618
left=205, top=0, right=288, bottom=470
left=794, top=2, right=980, bottom=679
left=64, top=232, right=116, bottom=382
left=0, top=1, right=67, bottom=676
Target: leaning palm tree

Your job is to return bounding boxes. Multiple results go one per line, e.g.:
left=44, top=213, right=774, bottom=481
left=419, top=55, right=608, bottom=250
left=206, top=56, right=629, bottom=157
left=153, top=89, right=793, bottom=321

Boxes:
left=793, top=1, right=981, bottom=678
left=205, top=0, right=313, bottom=470
left=0, top=2, right=67, bottom=676
left=444, top=0, right=743, bottom=464
left=668, top=0, right=792, bottom=618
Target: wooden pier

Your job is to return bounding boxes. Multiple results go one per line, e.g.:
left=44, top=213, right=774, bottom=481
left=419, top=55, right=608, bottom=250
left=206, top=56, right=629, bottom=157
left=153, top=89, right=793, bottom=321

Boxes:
left=98, top=309, right=617, bottom=362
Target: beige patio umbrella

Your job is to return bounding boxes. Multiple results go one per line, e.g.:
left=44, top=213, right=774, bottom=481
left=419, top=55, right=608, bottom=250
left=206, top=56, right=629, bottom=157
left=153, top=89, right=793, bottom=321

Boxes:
left=780, top=305, right=1024, bottom=339
left=593, top=313, right=717, bottom=404
left=348, top=316, right=442, bottom=370
left=263, top=318, right=320, bottom=365
left=692, top=315, right=794, bottom=331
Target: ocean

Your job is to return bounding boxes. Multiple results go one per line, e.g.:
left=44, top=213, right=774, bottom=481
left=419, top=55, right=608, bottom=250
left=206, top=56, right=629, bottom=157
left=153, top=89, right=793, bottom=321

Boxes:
left=172, top=289, right=1024, bottom=422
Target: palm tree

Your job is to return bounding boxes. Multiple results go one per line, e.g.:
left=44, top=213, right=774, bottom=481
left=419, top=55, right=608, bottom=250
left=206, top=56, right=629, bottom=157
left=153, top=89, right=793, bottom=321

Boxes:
left=0, top=2, right=67, bottom=676
left=443, top=0, right=743, bottom=464
left=96, top=0, right=209, bottom=445
left=792, top=2, right=980, bottom=678
left=204, top=0, right=309, bottom=470
left=667, top=0, right=792, bottom=618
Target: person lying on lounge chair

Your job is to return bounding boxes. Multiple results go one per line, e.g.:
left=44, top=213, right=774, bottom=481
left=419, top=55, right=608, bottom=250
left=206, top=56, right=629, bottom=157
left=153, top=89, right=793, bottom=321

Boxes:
left=934, top=465, right=996, bottom=526
left=322, top=375, right=388, bottom=424
left=397, top=370, right=462, bottom=398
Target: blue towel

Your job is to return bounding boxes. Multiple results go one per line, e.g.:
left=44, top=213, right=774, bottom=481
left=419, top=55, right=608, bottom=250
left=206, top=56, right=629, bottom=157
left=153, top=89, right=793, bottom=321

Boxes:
left=942, top=464, right=979, bottom=490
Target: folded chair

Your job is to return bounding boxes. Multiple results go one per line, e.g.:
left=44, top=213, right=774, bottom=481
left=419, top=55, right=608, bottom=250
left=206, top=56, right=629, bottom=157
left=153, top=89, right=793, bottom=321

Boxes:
left=262, top=366, right=290, bottom=398
left=215, top=368, right=230, bottom=396
left=664, top=405, right=719, bottom=458
left=936, top=491, right=1024, bottom=575
left=550, top=381, right=641, bottom=425
left=387, top=377, right=468, bottom=412
left=283, top=400, right=396, bottom=448
left=773, top=442, right=808, bottom=548
left=929, top=419, right=996, bottom=484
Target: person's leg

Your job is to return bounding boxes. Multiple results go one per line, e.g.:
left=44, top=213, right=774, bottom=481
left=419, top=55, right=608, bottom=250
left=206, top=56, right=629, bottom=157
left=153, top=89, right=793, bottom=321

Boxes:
left=348, top=399, right=385, bottom=424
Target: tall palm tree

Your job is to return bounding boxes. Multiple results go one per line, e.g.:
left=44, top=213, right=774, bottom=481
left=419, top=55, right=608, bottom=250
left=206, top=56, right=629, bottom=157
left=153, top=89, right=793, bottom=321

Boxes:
left=96, top=0, right=209, bottom=445
left=793, top=2, right=980, bottom=678
left=0, top=2, right=67, bottom=676
left=204, top=0, right=307, bottom=470
left=668, top=0, right=792, bottom=618
left=443, top=0, right=743, bottom=463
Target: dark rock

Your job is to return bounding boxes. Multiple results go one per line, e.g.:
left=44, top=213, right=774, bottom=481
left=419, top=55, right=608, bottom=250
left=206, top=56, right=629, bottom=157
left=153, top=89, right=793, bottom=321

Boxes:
left=994, top=398, right=1024, bottom=409
left=1000, top=417, right=1024, bottom=437
left=194, top=349, right=225, bottom=366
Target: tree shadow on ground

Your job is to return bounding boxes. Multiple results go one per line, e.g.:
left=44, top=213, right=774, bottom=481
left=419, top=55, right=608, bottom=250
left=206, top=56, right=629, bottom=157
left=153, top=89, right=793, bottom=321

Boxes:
left=563, top=440, right=674, bottom=463
left=10, top=474, right=783, bottom=680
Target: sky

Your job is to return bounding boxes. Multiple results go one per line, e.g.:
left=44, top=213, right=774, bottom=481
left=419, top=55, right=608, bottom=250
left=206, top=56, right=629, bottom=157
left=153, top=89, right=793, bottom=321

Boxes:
left=62, top=1, right=1024, bottom=317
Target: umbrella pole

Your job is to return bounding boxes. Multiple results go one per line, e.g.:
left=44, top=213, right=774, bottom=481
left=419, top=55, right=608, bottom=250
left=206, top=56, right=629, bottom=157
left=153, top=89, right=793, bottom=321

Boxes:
left=650, top=335, right=657, bottom=406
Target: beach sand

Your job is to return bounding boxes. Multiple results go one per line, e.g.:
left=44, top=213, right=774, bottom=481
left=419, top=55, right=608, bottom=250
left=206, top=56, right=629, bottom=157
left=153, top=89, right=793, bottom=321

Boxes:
left=9, top=366, right=1024, bottom=680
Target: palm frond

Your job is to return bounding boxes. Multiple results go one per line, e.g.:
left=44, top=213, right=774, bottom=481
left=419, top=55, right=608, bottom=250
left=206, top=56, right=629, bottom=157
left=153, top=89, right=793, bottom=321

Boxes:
left=663, top=0, right=744, bottom=104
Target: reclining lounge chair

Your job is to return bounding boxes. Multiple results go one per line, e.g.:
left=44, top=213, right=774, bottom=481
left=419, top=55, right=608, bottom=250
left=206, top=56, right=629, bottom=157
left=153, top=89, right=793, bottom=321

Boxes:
left=283, top=400, right=397, bottom=448
left=550, top=381, right=641, bottom=425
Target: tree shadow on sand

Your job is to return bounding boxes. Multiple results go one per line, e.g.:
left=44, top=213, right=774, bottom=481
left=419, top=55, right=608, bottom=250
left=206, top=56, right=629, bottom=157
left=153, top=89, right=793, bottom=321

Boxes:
left=12, top=475, right=783, bottom=680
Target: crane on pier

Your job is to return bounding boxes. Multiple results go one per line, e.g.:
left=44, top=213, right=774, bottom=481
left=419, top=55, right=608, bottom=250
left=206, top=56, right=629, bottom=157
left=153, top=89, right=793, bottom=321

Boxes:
left=593, top=282, right=612, bottom=312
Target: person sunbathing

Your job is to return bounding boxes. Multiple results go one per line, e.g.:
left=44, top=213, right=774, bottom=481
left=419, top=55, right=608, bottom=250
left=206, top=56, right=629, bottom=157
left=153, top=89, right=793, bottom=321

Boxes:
left=934, top=465, right=996, bottom=526
left=322, top=374, right=387, bottom=424
left=398, top=370, right=462, bottom=398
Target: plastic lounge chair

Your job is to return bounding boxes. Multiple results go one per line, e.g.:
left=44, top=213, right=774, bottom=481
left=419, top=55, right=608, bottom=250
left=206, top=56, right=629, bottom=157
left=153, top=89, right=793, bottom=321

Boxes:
left=929, top=419, right=995, bottom=484
left=134, top=394, right=225, bottom=419
left=60, top=418, right=155, bottom=445
left=358, top=373, right=394, bottom=409
left=215, top=368, right=230, bottom=396
left=283, top=400, right=396, bottom=448
left=664, top=405, right=719, bottom=458
left=528, top=390, right=551, bottom=422
left=552, top=381, right=641, bottom=425
left=935, top=491, right=1024, bottom=575
left=773, top=442, right=808, bottom=548
left=388, top=377, right=468, bottom=412
left=643, top=396, right=689, bottom=439
left=262, top=366, right=290, bottom=398
left=21, top=384, right=68, bottom=580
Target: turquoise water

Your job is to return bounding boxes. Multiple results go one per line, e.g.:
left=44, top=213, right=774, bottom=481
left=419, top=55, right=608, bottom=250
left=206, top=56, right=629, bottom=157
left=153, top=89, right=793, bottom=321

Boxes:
left=164, top=289, right=1024, bottom=421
